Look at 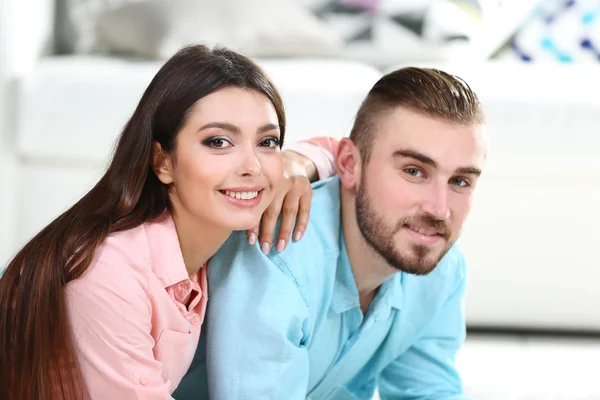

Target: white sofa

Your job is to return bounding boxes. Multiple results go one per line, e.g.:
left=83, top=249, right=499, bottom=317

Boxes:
left=2, top=0, right=600, bottom=332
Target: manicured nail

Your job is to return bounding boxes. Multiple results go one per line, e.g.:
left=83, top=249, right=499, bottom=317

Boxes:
left=248, top=232, right=257, bottom=246
left=261, top=242, right=270, bottom=255
left=276, top=239, right=286, bottom=252
left=294, top=231, right=303, bottom=241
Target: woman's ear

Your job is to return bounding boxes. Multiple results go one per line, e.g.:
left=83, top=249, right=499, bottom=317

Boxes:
left=151, top=141, right=174, bottom=185
left=336, top=138, right=361, bottom=190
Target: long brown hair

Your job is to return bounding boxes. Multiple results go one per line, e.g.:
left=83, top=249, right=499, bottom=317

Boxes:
left=0, top=44, right=285, bottom=399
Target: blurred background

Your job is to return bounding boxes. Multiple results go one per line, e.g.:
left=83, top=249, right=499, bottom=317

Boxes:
left=1, top=0, right=599, bottom=398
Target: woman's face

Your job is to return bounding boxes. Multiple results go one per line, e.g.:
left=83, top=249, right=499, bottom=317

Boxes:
left=153, top=87, right=284, bottom=231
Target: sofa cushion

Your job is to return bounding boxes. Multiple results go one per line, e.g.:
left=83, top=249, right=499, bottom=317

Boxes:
left=0, top=152, right=17, bottom=270
left=15, top=162, right=104, bottom=249
left=15, top=55, right=381, bottom=163
left=96, top=0, right=341, bottom=59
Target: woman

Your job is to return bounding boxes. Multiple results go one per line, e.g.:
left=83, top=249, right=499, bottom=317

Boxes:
left=0, top=44, right=317, bottom=399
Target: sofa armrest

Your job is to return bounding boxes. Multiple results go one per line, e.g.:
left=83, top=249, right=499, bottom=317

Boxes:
left=0, top=0, right=55, bottom=76
left=0, top=151, right=17, bottom=271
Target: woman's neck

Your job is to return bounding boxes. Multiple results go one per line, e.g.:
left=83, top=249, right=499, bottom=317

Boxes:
left=170, top=209, right=232, bottom=279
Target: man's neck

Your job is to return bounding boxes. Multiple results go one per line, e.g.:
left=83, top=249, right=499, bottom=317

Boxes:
left=340, top=189, right=396, bottom=313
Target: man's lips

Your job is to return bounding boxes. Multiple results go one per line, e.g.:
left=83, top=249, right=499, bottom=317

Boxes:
left=404, top=224, right=444, bottom=237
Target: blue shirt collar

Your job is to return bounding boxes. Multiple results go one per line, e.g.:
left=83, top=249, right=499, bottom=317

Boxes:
left=330, top=221, right=404, bottom=318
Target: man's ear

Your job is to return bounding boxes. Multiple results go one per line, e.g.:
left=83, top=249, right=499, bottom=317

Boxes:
left=151, top=141, right=174, bottom=185
left=336, top=138, right=361, bottom=190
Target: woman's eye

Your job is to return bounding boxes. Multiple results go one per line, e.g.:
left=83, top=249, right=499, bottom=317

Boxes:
left=259, top=137, right=280, bottom=149
left=203, top=137, right=232, bottom=149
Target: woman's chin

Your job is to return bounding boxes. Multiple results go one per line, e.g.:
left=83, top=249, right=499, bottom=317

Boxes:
left=221, top=215, right=262, bottom=232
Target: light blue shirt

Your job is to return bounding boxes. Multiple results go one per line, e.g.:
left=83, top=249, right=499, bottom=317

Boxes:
left=173, top=177, right=469, bottom=400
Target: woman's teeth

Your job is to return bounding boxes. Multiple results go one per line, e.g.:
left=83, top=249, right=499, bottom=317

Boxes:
left=223, top=190, right=259, bottom=200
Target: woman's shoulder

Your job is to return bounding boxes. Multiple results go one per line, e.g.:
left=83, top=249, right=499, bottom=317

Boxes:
left=95, top=224, right=151, bottom=270
left=72, top=225, right=153, bottom=293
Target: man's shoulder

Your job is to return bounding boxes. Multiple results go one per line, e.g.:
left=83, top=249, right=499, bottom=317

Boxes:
left=432, top=242, right=467, bottom=280
left=402, top=243, right=467, bottom=303
left=272, top=177, right=342, bottom=282
left=309, top=175, right=342, bottom=218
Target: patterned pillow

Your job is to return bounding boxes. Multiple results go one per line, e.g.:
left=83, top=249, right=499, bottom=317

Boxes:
left=496, top=0, right=600, bottom=62
left=300, top=0, right=483, bottom=67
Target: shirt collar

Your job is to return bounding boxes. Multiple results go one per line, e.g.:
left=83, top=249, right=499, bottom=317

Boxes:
left=143, top=213, right=189, bottom=288
left=330, top=231, right=360, bottom=314
left=370, top=272, right=404, bottom=321
left=329, top=221, right=404, bottom=319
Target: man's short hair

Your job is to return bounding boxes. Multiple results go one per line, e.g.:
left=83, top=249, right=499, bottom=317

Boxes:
left=350, top=67, right=484, bottom=162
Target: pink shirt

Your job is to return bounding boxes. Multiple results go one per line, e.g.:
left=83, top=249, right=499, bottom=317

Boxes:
left=66, top=215, right=207, bottom=399
left=286, top=136, right=339, bottom=180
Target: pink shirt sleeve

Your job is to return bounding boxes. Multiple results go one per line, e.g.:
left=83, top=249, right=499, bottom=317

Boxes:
left=285, top=136, right=340, bottom=180
left=66, top=260, right=174, bottom=400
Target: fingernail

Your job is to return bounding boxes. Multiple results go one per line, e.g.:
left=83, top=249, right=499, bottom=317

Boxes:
left=276, top=239, right=286, bottom=252
left=248, top=232, right=257, bottom=246
left=261, top=242, right=270, bottom=255
left=294, top=231, right=303, bottom=241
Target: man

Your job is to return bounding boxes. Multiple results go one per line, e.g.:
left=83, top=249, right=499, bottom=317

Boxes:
left=174, top=67, right=487, bottom=399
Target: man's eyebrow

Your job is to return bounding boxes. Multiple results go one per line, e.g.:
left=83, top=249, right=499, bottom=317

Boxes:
left=456, top=167, right=481, bottom=176
left=393, top=149, right=481, bottom=176
left=392, top=149, right=437, bottom=168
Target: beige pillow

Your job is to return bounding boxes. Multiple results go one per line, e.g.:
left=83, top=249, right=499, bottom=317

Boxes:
left=96, top=0, right=343, bottom=59
left=61, top=0, right=142, bottom=53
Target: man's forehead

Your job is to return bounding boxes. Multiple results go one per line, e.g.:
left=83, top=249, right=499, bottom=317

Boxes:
left=373, top=111, right=487, bottom=169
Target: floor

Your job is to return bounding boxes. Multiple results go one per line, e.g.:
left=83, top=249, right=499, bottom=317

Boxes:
left=458, top=333, right=600, bottom=399
left=373, top=332, right=600, bottom=400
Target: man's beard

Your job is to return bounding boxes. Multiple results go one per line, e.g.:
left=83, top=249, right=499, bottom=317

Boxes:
left=355, top=175, right=454, bottom=276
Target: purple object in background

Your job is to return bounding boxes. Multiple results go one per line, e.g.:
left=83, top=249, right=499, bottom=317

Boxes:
left=341, top=0, right=380, bottom=11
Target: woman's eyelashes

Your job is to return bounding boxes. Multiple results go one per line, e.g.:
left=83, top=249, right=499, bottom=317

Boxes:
left=259, top=136, right=280, bottom=149
left=202, top=136, right=233, bottom=149
left=201, top=133, right=280, bottom=151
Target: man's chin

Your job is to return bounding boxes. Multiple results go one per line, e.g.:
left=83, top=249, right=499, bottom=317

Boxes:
left=397, top=261, right=438, bottom=276
left=395, top=248, right=446, bottom=275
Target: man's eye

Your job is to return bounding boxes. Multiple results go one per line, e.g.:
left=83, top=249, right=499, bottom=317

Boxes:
left=404, top=167, right=423, bottom=177
left=451, top=177, right=470, bottom=187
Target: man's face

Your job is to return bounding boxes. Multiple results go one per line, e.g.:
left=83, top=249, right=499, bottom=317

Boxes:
left=355, top=106, right=486, bottom=275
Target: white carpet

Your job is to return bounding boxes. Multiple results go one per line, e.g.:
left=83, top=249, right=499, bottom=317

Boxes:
left=372, top=334, right=600, bottom=400
left=457, top=334, right=600, bottom=400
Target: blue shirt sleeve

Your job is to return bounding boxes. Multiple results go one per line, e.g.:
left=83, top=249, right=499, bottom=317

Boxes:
left=205, top=234, right=311, bottom=399
left=378, top=258, right=470, bottom=400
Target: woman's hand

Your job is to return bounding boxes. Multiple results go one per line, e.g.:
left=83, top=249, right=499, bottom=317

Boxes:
left=246, top=150, right=317, bottom=254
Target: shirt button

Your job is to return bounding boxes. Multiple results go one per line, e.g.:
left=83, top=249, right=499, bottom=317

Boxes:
left=191, top=315, right=200, bottom=325
left=140, top=376, right=149, bottom=385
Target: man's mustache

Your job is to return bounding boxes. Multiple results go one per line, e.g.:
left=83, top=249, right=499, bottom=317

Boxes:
left=397, top=215, right=450, bottom=238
